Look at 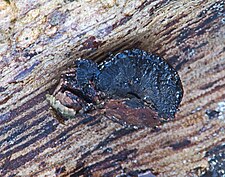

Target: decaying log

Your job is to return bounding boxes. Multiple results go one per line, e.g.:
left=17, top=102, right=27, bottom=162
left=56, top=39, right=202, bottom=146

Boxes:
left=0, top=0, right=225, bottom=176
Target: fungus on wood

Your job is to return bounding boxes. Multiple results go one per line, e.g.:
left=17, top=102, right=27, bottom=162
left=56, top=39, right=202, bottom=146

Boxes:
left=46, top=49, right=183, bottom=127
left=0, top=0, right=225, bottom=176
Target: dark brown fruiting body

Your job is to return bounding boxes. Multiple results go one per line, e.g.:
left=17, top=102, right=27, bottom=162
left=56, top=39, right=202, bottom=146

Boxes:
left=47, top=49, right=183, bottom=127
left=96, top=49, right=183, bottom=118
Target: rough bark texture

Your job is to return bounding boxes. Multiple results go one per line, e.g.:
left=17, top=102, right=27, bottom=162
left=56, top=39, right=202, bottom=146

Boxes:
left=0, top=0, right=225, bottom=176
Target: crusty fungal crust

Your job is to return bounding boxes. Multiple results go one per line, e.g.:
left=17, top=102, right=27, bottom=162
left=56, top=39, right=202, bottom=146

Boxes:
left=47, top=49, right=183, bottom=126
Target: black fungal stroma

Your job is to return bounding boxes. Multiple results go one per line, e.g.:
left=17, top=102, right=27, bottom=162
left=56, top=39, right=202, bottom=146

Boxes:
left=47, top=49, right=183, bottom=126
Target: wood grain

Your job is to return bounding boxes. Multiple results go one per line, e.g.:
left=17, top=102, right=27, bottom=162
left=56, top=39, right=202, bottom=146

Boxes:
left=0, top=0, right=225, bottom=176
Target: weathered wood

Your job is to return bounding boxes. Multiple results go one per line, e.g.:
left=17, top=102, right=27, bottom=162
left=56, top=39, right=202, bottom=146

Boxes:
left=0, top=0, right=225, bottom=176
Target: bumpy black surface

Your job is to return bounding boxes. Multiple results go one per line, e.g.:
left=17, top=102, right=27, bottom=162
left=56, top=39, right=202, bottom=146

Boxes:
left=71, top=49, right=183, bottom=119
left=96, top=49, right=183, bottom=118
left=63, top=59, right=99, bottom=103
left=75, top=59, right=99, bottom=86
left=201, top=144, right=225, bottom=177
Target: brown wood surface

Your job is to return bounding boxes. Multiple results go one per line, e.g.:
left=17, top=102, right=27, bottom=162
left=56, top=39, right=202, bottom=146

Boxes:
left=0, top=0, right=225, bottom=176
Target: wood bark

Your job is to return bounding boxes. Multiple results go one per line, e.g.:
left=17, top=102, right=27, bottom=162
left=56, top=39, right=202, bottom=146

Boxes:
left=0, top=0, right=225, bottom=176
